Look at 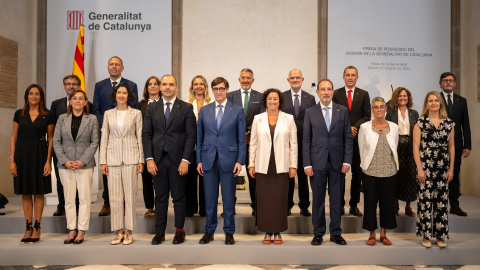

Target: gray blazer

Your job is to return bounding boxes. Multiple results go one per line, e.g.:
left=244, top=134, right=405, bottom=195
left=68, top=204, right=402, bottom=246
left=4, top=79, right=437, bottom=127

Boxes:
left=53, top=113, right=99, bottom=169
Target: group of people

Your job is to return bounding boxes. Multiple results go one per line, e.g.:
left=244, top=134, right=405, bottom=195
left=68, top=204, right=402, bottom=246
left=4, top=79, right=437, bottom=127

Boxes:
left=9, top=56, right=471, bottom=248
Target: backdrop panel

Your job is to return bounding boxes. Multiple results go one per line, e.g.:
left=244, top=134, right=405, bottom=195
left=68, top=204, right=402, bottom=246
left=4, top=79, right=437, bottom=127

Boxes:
left=328, top=0, right=450, bottom=111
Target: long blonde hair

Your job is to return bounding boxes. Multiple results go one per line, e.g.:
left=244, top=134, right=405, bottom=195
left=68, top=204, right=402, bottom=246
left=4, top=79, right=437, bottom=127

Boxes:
left=188, top=75, right=211, bottom=104
left=421, top=91, right=448, bottom=119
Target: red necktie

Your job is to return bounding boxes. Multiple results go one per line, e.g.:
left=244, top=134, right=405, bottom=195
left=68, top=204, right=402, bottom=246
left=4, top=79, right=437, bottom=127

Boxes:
left=347, top=90, right=352, bottom=111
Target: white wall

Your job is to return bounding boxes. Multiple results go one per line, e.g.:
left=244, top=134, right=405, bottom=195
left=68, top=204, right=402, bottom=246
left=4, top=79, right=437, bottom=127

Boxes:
left=182, top=0, right=318, bottom=98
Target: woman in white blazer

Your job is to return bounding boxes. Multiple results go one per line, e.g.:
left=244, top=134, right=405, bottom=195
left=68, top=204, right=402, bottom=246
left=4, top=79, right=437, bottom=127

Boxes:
left=358, top=97, right=399, bottom=246
left=100, top=83, right=144, bottom=245
left=53, top=89, right=99, bottom=244
left=185, top=75, right=212, bottom=217
left=248, top=88, right=297, bottom=245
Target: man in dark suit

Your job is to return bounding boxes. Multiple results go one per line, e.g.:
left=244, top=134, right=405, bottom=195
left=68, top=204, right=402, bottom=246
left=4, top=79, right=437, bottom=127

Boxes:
left=93, top=56, right=138, bottom=216
left=143, top=74, right=196, bottom=245
left=283, top=69, right=316, bottom=216
left=50, top=75, right=92, bottom=216
left=304, top=79, right=353, bottom=245
left=439, top=72, right=471, bottom=216
left=226, top=68, right=264, bottom=216
left=332, top=66, right=371, bottom=217
left=197, top=77, right=246, bottom=245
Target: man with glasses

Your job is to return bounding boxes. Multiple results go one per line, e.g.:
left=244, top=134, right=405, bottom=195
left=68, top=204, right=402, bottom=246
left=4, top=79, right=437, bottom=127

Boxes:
left=227, top=68, right=264, bottom=216
left=438, top=72, right=471, bottom=216
left=283, top=69, right=316, bottom=216
left=332, top=66, right=371, bottom=217
left=93, top=56, right=138, bottom=216
left=197, top=77, right=246, bottom=245
left=50, top=75, right=92, bottom=216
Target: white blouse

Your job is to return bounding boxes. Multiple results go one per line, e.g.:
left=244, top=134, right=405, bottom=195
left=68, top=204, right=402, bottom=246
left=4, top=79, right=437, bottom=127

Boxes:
left=397, top=109, right=410, bottom=135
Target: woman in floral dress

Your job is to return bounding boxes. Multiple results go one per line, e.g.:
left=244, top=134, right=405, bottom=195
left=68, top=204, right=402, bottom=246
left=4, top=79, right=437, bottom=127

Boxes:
left=413, top=91, right=455, bottom=248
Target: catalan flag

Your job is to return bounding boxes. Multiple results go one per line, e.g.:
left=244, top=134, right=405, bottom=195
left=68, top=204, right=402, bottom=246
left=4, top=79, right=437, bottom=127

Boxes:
left=72, top=24, right=86, bottom=92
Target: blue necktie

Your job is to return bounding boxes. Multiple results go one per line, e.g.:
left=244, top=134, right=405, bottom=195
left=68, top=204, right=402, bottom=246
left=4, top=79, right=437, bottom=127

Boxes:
left=112, top=81, right=117, bottom=88
left=217, top=104, right=223, bottom=130
left=164, top=102, right=171, bottom=151
left=447, top=94, right=453, bottom=117
left=324, top=107, right=330, bottom=131
left=294, top=94, right=300, bottom=117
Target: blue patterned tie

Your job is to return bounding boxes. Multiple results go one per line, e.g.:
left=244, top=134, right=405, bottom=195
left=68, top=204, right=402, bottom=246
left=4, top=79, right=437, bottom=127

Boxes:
left=217, top=104, right=223, bottom=130
left=164, top=102, right=171, bottom=151
left=447, top=94, right=453, bottom=117
left=324, top=107, right=330, bottom=131
left=294, top=94, right=300, bottom=117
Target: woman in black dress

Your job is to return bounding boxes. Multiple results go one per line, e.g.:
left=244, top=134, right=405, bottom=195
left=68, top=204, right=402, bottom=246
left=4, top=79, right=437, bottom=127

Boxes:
left=386, top=87, right=419, bottom=216
left=9, top=84, right=55, bottom=243
left=413, top=91, right=454, bottom=248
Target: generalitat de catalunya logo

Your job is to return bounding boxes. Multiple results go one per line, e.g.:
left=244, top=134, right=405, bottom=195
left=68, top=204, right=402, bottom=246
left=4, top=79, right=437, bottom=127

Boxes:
left=67, top=10, right=84, bottom=30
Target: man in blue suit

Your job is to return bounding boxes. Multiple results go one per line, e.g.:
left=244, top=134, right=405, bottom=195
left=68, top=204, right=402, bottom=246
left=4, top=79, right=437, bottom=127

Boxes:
left=93, top=56, right=138, bottom=216
left=304, top=79, right=353, bottom=246
left=197, top=77, right=246, bottom=245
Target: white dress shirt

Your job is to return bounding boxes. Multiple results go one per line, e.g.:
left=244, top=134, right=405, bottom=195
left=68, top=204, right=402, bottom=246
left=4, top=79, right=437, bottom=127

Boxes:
left=345, top=86, right=356, bottom=99
left=240, top=88, right=251, bottom=109
left=442, top=91, right=454, bottom=105
left=397, top=109, right=410, bottom=135
left=110, top=77, right=121, bottom=87
left=215, top=99, right=228, bottom=119
left=162, top=96, right=176, bottom=114
left=319, top=101, right=332, bottom=125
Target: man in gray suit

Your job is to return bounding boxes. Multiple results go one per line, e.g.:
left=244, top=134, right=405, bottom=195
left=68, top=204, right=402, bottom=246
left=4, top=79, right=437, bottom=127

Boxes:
left=304, top=79, right=353, bottom=246
left=226, top=68, right=264, bottom=215
left=283, top=69, right=316, bottom=216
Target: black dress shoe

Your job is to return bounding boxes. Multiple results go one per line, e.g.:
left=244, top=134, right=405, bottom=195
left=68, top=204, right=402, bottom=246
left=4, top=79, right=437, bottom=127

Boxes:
left=311, top=235, right=323, bottom=246
left=185, top=211, right=194, bottom=217
left=300, top=209, right=312, bottom=217
left=199, top=232, right=214, bottom=244
left=330, top=234, right=347, bottom=245
left=450, top=206, right=467, bottom=216
left=172, top=231, right=185, bottom=244
left=53, top=209, right=65, bottom=216
left=252, top=210, right=256, bottom=216
left=287, top=209, right=292, bottom=216
left=199, top=211, right=206, bottom=217
left=225, top=233, right=235, bottom=245
left=341, top=207, right=345, bottom=215
left=349, top=206, right=363, bottom=217
left=151, top=232, right=165, bottom=245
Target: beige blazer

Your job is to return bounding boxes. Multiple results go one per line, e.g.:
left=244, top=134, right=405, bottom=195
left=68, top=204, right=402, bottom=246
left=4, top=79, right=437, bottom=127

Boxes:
left=358, top=120, right=399, bottom=171
left=99, top=107, right=144, bottom=166
left=248, top=111, right=298, bottom=174
left=188, top=98, right=211, bottom=123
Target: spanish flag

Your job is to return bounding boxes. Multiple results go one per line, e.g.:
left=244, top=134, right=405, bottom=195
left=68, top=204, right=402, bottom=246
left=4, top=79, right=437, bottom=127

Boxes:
left=72, top=25, right=86, bottom=92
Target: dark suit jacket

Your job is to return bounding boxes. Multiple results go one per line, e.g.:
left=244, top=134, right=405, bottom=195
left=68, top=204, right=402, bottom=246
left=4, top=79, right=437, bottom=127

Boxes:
left=332, top=87, right=371, bottom=129
left=93, top=77, right=138, bottom=129
left=196, top=101, right=246, bottom=172
left=283, top=90, right=316, bottom=148
left=385, top=108, right=419, bottom=156
left=440, top=92, right=471, bottom=151
left=50, top=97, right=93, bottom=124
left=142, top=98, right=196, bottom=165
left=227, top=89, right=264, bottom=133
left=303, top=102, right=353, bottom=171
left=136, top=100, right=149, bottom=121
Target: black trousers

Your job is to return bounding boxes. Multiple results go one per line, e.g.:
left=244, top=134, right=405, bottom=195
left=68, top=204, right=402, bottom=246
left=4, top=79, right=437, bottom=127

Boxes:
left=342, top=141, right=362, bottom=208
left=448, top=149, right=463, bottom=207
left=246, top=144, right=256, bottom=210
left=186, top=150, right=205, bottom=214
left=288, top=142, right=310, bottom=211
left=141, top=168, right=155, bottom=209
left=53, top=153, right=79, bottom=211
left=362, top=173, right=397, bottom=231
left=153, top=151, right=186, bottom=233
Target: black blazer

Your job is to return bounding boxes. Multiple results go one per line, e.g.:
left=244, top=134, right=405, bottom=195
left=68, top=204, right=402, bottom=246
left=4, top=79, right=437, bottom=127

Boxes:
left=385, top=108, right=419, bottom=156
left=440, top=92, right=471, bottom=151
left=227, top=89, right=264, bottom=133
left=142, top=98, right=196, bottom=165
left=50, top=97, right=93, bottom=124
left=136, top=100, right=149, bottom=121
left=282, top=90, right=316, bottom=144
left=332, top=87, right=371, bottom=129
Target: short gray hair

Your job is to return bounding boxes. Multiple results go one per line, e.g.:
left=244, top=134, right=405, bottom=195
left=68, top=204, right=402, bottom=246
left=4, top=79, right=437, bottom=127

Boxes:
left=372, top=96, right=385, bottom=104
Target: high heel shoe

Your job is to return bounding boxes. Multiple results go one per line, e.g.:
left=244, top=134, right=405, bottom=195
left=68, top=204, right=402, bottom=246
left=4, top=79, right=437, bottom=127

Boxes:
left=74, top=230, right=85, bottom=244
left=64, top=229, right=78, bottom=244
left=21, top=221, right=33, bottom=243
left=30, top=220, right=41, bottom=243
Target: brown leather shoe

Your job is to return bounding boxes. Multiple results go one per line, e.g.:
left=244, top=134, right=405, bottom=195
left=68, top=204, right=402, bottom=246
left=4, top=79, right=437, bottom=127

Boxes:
left=98, top=204, right=110, bottom=216
left=172, top=231, right=185, bottom=244
left=450, top=206, right=467, bottom=216
left=405, top=206, right=416, bottom=217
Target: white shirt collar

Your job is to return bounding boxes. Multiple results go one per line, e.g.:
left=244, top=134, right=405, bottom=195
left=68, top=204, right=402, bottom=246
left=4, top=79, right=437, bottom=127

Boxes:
left=110, top=77, right=122, bottom=85
left=320, top=101, right=333, bottom=110
left=162, top=96, right=176, bottom=105
left=241, top=88, right=251, bottom=93
left=215, top=99, right=228, bottom=107
left=148, top=97, right=160, bottom=104
left=345, top=86, right=356, bottom=92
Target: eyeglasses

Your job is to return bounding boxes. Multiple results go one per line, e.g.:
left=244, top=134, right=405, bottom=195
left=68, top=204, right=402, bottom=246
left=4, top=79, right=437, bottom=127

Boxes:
left=64, top=83, right=79, bottom=87
left=212, top=87, right=226, bottom=92
left=372, top=105, right=385, bottom=111
left=442, top=79, right=455, bottom=83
